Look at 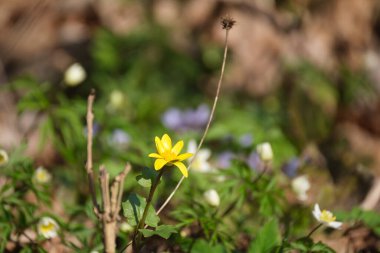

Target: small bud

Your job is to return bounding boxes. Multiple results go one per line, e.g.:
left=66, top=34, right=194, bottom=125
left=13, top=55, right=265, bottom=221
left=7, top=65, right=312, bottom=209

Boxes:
left=204, top=189, right=220, bottom=207
left=291, top=175, right=310, bottom=201
left=256, top=142, right=273, bottom=162
left=38, top=217, right=59, bottom=239
left=109, top=90, right=125, bottom=110
left=0, top=149, right=9, bottom=166
left=33, top=167, right=52, bottom=184
left=120, top=222, right=133, bottom=233
left=64, top=63, right=86, bottom=86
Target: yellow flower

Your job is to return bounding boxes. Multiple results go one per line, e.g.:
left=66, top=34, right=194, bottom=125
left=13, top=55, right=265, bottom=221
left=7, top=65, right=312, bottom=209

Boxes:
left=148, top=134, right=193, bottom=177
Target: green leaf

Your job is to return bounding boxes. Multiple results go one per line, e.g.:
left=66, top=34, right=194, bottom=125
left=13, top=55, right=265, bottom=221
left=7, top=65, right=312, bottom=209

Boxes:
left=249, top=219, right=281, bottom=253
left=190, top=240, right=227, bottom=253
left=139, top=225, right=177, bottom=239
left=310, top=242, right=335, bottom=252
left=289, top=237, right=312, bottom=251
left=122, top=193, right=159, bottom=227
left=136, top=167, right=157, bottom=188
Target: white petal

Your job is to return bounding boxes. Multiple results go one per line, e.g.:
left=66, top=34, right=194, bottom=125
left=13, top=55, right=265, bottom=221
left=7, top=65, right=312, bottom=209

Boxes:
left=328, top=221, right=342, bottom=229
left=312, top=204, right=321, bottom=221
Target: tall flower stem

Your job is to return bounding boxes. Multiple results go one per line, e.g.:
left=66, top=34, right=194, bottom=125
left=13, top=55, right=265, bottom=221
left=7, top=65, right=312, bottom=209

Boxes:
left=156, top=18, right=234, bottom=216
left=306, top=223, right=323, bottom=238
left=133, top=169, right=165, bottom=250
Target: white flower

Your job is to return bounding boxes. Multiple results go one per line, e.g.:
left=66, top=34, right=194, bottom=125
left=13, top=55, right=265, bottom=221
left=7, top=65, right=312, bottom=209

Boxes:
left=0, top=149, right=9, bottom=166
left=204, top=189, right=220, bottom=207
left=33, top=167, right=52, bottom=184
left=312, top=204, right=342, bottom=229
left=256, top=142, right=273, bottom=162
left=291, top=175, right=310, bottom=201
left=37, top=217, right=59, bottom=239
left=187, top=140, right=212, bottom=173
left=64, top=63, right=86, bottom=86
left=119, top=222, right=133, bottom=233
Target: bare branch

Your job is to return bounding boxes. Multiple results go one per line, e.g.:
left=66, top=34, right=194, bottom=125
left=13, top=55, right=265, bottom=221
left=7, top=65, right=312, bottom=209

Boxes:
left=86, top=89, right=100, bottom=213
left=156, top=27, right=232, bottom=215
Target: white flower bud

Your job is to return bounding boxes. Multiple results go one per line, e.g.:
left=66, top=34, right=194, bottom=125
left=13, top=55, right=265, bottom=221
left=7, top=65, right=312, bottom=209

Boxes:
left=0, top=149, right=9, bottom=166
left=291, top=175, right=310, bottom=201
left=64, top=63, right=86, bottom=86
left=204, top=189, right=220, bottom=207
left=256, top=142, right=273, bottom=162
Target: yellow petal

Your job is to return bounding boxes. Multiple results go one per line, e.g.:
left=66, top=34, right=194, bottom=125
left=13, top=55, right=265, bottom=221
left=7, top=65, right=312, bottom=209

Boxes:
left=155, top=136, right=165, bottom=154
left=174, top=161, right=188, bottom=178
left=172, top=140, right=184, bottom=155
left=161, top=134, right=172, bottom=151
left=154, top=159, right=167, bottom=170
left=176, top=153, right=193, bottom=161
left=148, top=153, right=162, bottom=158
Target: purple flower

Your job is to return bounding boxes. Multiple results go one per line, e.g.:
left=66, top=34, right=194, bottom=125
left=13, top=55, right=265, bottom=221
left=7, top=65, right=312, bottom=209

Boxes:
left=246, top=151, right=263, bottom=171
left=161, top=104, right=210, bottom=132
left=282, top=157, right=300, bottom=178
left=239, top=133, right=253, bottom=148
left=217, top=151, right=235, bottom=169
left=161, top=108, right=183, bottom=130
left=109, top=129, right=131, bottom=148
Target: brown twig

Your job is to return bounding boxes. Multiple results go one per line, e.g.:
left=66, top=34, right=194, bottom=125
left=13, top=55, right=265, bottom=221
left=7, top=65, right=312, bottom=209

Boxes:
left=86, top=89, right=101, bottom=216
left=86, top=91, right=132, bottom=253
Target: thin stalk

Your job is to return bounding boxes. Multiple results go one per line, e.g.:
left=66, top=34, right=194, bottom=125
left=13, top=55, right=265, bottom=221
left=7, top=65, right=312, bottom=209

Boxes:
left=306, top=223, right=323, bottom=238
left=252, top=162, right=269, bottom=184
left=156, top=27, right=232, bottom=216
left=133, top=169, right=165, bottom=250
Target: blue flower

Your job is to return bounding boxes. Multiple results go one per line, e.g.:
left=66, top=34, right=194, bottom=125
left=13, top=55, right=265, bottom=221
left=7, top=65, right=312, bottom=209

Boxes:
left=217, top=151, right=235, bottom=169
left=282, top=157, right=300, bottom=178
left=161, top=104, right=210, bottom=132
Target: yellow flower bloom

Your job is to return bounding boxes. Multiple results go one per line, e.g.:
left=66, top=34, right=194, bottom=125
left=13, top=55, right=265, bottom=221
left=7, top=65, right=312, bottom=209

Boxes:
left=148, top=134, right=193, bottom=177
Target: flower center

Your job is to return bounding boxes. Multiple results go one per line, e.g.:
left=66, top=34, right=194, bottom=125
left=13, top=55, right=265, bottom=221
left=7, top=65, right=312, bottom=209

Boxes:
left=162, top=151, right=177, bottom=162
left=41, top=222, right=56, bottom=233
left=37, top=172, right=48, bottom=182
left=320, top=210, right=336, bottom=223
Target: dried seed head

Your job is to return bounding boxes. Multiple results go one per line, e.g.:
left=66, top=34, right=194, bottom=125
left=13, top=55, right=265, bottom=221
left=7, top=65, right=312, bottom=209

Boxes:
left=221, top=16, right=236, bottom=30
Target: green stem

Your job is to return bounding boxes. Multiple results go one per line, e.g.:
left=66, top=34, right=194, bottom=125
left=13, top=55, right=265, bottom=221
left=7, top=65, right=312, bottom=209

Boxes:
left=133, top=168, right=165, bottom=250
left=306, top=223, right=323, bottom=238
left=252, top=162, right=269, bottom=184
